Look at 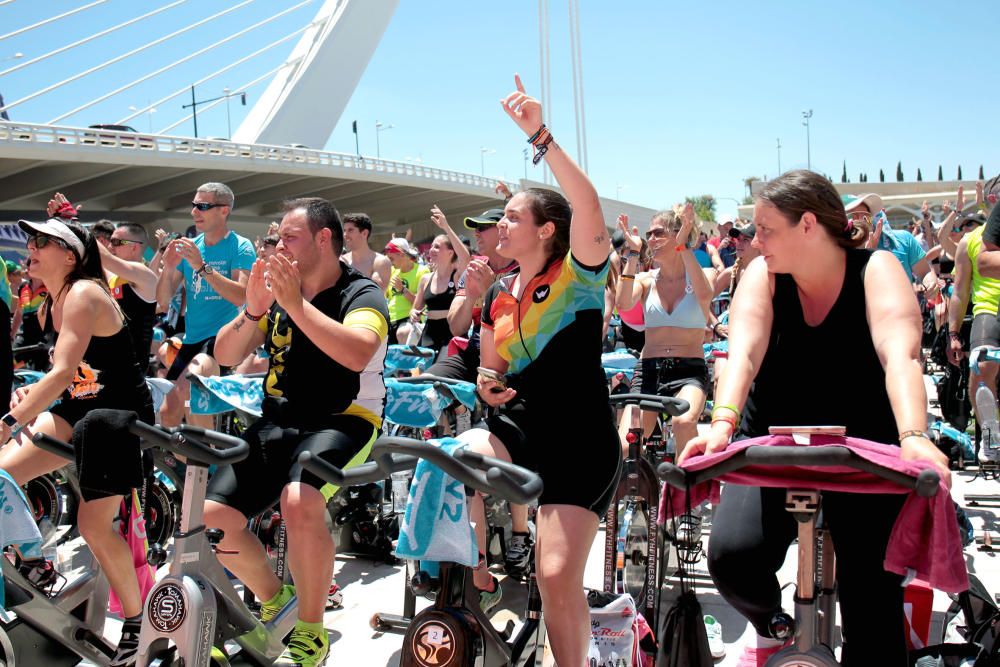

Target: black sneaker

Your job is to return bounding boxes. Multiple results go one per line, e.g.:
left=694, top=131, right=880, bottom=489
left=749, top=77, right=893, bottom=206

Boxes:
left=504, top=531, right=532, bottom=576
left=110, top=616, right=142, bottom=666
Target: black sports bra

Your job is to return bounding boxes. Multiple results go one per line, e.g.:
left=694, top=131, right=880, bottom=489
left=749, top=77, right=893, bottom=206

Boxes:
left=422, top=269, right=457, bottom=311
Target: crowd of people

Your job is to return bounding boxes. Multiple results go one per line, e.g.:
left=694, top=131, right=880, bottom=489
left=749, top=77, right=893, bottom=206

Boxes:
left=0, top=74, right=992, bottom=666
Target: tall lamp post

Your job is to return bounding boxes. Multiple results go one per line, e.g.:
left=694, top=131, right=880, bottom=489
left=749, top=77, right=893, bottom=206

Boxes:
left=776, top=138, right=782, bottom=175
left=802, top=109, right=813, bottom=170
left=375, top=120, right=394, bottom=159
left=128, top=104, right=157, bottom=133
left=182, top=85, right=246, bottom=138
left=480, top=147, right=495, bottom=176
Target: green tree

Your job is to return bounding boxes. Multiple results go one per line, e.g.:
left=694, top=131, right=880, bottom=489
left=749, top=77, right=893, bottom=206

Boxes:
left=917, top=168, right=923, bottom=182
left=685, top=195, right=717, bottom=222
left=841, top=161, right=848, bottom=183
left=879, top=169, right=885, bottom=182
left=742, top=176, right=761, bottom=198
left=958, top=165, right=963, bottom=180
left=896, top=161, right=904, bottom=182
left=980, top=165, right=986, bottom=180
left=938, top=165, right=943, bottom=181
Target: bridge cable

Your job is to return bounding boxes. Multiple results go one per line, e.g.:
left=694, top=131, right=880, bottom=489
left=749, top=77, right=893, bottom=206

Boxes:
left=0, top=0, right=108, bottom=42
left=0, top=0, right=257, bottom=115
left=50, top=0, right=316, bottom=124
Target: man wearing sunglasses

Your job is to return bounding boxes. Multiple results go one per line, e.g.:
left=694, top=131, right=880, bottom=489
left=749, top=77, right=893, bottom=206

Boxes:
left=155, top=182, right=256, bottom=427
left=91, top=221, right=158, bottom=365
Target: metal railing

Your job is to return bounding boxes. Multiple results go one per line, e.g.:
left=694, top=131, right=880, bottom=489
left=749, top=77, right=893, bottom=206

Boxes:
left=0, top=121, right=497, bottom=190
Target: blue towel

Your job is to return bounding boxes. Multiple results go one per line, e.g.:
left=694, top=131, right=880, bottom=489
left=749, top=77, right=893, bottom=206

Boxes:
left=394, top=438, right=478, bottom=567
left=384, top=379, right=477, bottom=429
left=0, top=469, right=43, bottom=608
left=930, top=420, right=974, bottom=462
left=189, top=374, right=264, bottom=417
left=385, top=345, right=435, bottom=375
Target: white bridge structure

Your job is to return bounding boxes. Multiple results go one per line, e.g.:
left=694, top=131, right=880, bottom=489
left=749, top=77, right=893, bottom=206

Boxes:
left=0, top=1, right=654, bottom=247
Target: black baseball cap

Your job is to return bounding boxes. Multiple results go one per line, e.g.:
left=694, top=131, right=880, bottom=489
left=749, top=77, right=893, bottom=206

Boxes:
left=729, top=222, right=756, bottom=239
left=463, top=208, right=504, bottom=230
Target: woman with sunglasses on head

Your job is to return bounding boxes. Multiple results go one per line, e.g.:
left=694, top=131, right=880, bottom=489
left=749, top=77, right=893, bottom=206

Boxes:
left=0, top=218, right=154, bottom=666
left=457, top=75, right=618, bottom=666
left=680, top=170, right=950, bottom=665
left=615, top=207, right=714, bottom=458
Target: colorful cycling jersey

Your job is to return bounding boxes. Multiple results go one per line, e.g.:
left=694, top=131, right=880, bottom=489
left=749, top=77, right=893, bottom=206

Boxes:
left=385, top=263, right=429, bottom=322
left=258, top=261, right=389, bottom=429
left=0, top=261, right=10, bottom=312
left=966, top=226, right=1000, bottom=317
left=455, top=259, right=518, bottom=350
left=178, top=231, right=256, bottom=344
left=19, top=282, right=46, bottom=314
left=482, top=251, right=608, bottom=377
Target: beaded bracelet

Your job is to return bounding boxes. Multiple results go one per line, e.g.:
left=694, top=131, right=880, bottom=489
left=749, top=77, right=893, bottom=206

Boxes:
left=244, top=308, right=265, bottom=322
left=898, top=429, right=929, bottom=443
left=527, top=124, right=547, bottom=144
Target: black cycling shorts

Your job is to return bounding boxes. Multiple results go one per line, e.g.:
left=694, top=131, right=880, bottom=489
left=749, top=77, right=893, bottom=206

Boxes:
left=970, top=313, right=1000, bottom=351
left=205, top=413, right=376, bottom=518
left=486, top=400, right=621, bottom=517
left=165, top=336, right=217, bottom=381
left=631, top=357, right=709, bottom=396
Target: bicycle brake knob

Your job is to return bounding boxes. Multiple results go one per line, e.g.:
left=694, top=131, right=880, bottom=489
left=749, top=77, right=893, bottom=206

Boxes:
left=205, top=528, right=225, bottom=545
left=147, top=543, right=167, bottom=568
left=768, top=612, right=795, bottom=641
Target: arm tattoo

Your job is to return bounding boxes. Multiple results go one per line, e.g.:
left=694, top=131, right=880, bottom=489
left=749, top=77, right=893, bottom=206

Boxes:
left=594, top=232, right=607, bottom=244
left=233, top=317, right=245, bottom=332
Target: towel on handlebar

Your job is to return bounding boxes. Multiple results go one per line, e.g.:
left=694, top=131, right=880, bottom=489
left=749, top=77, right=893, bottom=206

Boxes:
left=189, top=374, right=264, bottom=417
left=394, top=437, right=478, bottom=567
left=660, top=435, right=967, bottom=593
left=384, top=378, right=477, bottom=429
left=73, top=409, right=143, bottom=501
left=385, top=344, right=435, bottom=375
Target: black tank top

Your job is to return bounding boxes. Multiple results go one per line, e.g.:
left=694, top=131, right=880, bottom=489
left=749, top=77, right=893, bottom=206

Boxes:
left=741, top=249, right=897, bottom=445
left=112, top=280, right=156, bottom=364
left=56, top=324, right=150, bottom=409
left=422, top=269, right=457, bottom=311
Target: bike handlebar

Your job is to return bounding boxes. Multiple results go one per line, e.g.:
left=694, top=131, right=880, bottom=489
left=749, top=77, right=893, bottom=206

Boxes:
left=608, top=393, right=689, bottom=417
left=129, top=421, right=250, bottom=466
left=657, top=444, right=940, bottom=498
left=32, top=433, right=75, bottom=460
left=297, top=435, right=543, bottom=505
left=399, top=346, right=435, bottom=358
left=393, top=374, right=470, bottom=387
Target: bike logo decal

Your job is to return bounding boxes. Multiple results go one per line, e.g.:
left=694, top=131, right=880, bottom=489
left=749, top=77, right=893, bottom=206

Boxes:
left=148, top=584, right=186, bottom=633
left=412, top=620, right=455, bottom=666
left=532, top=284, right=551, bottom=303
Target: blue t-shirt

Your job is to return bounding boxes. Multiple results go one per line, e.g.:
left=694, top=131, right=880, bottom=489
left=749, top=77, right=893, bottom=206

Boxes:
left=875, top=228, right=925, bottom=281
left=178, top=231, right=256, bottom=343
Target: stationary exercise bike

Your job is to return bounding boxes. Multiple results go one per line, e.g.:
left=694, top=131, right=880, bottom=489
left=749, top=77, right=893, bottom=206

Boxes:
left=298, top=435, right=545, bottom=667
left=657, top=426, right=942, bottom=667
left=604, top=392, right=688, bottom=627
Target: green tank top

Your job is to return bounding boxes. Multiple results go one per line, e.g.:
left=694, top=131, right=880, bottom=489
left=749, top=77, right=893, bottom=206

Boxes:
left=966, top=226, right=1000, bottom=316
left=386, top=263, right=429, bottom=322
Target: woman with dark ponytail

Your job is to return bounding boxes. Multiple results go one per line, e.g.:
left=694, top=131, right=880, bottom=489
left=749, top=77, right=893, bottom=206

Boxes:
left=458, top=75, right=619, bottom=667
left=681, top=170, right=950, bottom=665
left=0, top=218, right=153, bottom=666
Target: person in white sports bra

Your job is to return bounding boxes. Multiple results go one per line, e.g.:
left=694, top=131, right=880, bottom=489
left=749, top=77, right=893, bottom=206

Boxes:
left=615, top=204, right=714, bottom=456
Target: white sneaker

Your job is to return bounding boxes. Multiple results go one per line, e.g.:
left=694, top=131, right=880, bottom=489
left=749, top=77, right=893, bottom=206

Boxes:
left=979, top=436, right=1000, bottom=464
left=704, top=614, right=725, bottom=659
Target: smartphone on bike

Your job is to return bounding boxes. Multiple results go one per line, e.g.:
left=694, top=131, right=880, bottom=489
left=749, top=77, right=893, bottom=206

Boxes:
left=477, top=366, right=507, bottom=392
left=768, top=426, right=846, bottom=436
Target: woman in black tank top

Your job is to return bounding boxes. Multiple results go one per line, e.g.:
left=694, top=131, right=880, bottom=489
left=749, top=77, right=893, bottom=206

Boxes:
left=0, top=219, right=153, bottom=661
left=679, top=171, right=950, bottom=665
left=409, top=209, right=470, bottom=356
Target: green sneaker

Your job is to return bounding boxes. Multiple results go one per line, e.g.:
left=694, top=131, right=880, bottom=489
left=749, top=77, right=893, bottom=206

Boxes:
left=478, top=576, right=502, bottom=615
left=260, top=584, right=296, bottom=623
left=275, top=624, right=329, bottom=667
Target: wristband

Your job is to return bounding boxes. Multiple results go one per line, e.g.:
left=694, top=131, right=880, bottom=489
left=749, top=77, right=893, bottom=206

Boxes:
left=711, top=417, right=737, bottom=432
left=243, top=308, right=265, bottom=322
left=948, top=331, right=960, bottom=339
left=712, top=403, right=741, bottom=419
left=674, top=244, right=686, bottom=252
left=621, top=275, right=635, bottom=281
left=898, top=429, right=931, bottom=443
left=527, top=124, right=547, bottom=144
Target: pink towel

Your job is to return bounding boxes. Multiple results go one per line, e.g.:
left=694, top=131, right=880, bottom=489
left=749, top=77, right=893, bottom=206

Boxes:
left=659, top=435, right=968, bottom=593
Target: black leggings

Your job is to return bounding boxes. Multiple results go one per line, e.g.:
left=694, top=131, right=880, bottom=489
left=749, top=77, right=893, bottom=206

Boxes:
left=708, top=485, right=908, bottom=666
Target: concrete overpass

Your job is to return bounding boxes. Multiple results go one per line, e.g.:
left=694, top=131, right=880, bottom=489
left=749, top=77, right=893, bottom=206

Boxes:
left=0, top=122, right=656, bottom=250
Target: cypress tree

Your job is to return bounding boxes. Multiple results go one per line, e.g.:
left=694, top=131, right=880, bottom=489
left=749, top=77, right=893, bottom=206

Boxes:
left=841, top=161, right=848, bottom=183
left=958, top=165, right=963, bottom=180
left=879, top=169, right=885, bottom=182
left=917, top=168, right=923, bottom=181
left=938, top=165, right=943, bottom=181
left=980, top=165, right=985, bottom=180
left=896, top=161, right=904, bottom=182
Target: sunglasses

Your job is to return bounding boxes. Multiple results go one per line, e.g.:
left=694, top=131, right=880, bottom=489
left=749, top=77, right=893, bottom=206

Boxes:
left=110, top=238, right=142, bottom=247
left=645, top=228, right=670, bottom=239
left=191, top=201, right=226, bottom=211
left=27, top=234, right=69, bottom=251
left=471, top=223, right=496, bottom=233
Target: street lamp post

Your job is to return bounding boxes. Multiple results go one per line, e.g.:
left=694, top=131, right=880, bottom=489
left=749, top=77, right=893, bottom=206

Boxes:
left=375, top=120, right=394, bottom=159
left=776, top=138, right=782, bottom=174
left=128, top=104, right=157, bottom=133
left=616, top=183, right=628, bottom=200
left=802, top=109, right=813, bottom=170
left=480, top=147, right=495, bottom=177
left=182, top=85, right=247, bottom=138
left=523, top=148, right=529, bottom=180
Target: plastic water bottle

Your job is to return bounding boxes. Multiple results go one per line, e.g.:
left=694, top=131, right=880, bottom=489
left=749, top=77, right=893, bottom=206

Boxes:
left=37, top=517, right=59, bottom=565
left=975, top=382, right=1000, bottom=462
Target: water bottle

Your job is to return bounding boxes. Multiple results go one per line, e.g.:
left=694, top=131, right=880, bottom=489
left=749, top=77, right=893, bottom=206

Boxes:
left=975, top=382, right=1000, bottom=462
left=391, top=470, right=412, bottom=514
left=38, top=517, right=59, bottom=566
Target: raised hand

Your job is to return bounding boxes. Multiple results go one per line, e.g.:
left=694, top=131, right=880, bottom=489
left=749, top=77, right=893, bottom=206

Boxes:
left=161, top=240, right=183, bottom=269
left=501, top=74, right=543, bottom=137
left=495, top=181, right=513, bottom=200
left=464, top=259, right=495, bottom=300
left=616, top=214, right=642, bottom=252
left=264, top=253, right=302, bottom=314
left=956, top=185, right=965, bottom=213
left=430, top=205, right=450, bottom=230
left=677, top=203, right=695, bottom=245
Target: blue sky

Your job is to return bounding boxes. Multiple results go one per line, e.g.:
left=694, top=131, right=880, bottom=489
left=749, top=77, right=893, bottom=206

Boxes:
left=1, top=0, right=996, bottom=218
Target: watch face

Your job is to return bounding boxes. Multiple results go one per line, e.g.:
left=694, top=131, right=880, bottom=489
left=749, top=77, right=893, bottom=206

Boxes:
left=203, top=264, right=214, bottom=274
